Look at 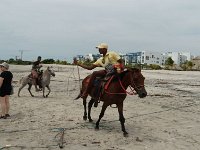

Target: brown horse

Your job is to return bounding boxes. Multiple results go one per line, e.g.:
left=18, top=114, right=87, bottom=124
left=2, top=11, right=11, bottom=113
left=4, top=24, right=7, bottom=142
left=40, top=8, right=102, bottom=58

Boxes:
left=75, top=68, right=147, bottom=136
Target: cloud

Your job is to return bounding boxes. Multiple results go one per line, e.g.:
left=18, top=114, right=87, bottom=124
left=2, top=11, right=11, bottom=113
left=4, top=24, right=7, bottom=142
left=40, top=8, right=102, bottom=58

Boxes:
left=0, top=0, right=200, bottom=61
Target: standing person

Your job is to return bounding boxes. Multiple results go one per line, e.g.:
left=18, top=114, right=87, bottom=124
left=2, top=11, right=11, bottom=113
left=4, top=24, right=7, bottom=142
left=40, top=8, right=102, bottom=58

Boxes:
left=0, top=62, right=13, bottom=119
left=74, top=43, right=124, bottom=107
left=31, top=56, right=43, bottom=91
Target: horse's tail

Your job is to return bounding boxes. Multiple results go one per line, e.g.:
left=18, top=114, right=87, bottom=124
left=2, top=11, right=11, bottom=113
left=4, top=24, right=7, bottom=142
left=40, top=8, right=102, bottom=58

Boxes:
left=74, top=92, right=82, bottom=100
left=74, top=93, right=81, bottom=100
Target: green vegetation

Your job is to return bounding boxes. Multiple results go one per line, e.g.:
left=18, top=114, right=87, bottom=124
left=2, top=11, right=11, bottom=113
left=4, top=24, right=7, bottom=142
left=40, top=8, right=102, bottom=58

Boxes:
left=164, top=57, right=174, bottom=70
left=0, top=58, right=71, bottom=65
left=180, top=60, right=193, bottom=71
left=165, top=57, right=174, bottom=66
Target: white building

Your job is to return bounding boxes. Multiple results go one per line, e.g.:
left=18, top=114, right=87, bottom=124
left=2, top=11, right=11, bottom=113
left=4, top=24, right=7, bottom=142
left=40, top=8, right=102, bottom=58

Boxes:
left=164, top=52, right=192, bottom=65
left=84, top=53, right=101, bottom=61
left=85, top=53, right=94, bottom=61
left=140, top=51, right=165, bottom=66
left=78, top=51, right=192, bottom=66
left=180, top=52, right=192, bottom=61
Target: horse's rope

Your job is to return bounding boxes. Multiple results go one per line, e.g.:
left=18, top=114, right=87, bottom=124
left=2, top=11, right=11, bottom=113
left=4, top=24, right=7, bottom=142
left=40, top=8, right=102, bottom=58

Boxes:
left=76, top=65, right=82, bottom=92
left=104, top=76, right=136, bottom=95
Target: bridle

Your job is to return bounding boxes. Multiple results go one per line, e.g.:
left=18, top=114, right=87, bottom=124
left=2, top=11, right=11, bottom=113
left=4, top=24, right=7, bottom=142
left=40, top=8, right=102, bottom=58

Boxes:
left=48, top=68, right=55, bottom=76
left=104, top=70, right=144, bottom=95
left=129, top=71, right=145, bottom=91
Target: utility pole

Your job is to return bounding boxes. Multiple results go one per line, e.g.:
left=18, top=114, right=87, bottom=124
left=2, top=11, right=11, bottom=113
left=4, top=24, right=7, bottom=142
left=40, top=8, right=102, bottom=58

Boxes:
left=19, top=50, right=30, bottom=60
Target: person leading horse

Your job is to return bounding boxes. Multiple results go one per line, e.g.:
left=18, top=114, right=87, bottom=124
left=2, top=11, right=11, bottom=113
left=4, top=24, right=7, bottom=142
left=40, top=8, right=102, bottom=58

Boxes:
left=73, top=43, right=124, bottom=107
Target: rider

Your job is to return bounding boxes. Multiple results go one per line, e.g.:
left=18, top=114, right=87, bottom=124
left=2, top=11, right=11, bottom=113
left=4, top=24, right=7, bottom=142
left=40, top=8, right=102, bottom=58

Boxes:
left=31, top=56, right=43, bottom=91
left=74, top=43, right=124, bottom=107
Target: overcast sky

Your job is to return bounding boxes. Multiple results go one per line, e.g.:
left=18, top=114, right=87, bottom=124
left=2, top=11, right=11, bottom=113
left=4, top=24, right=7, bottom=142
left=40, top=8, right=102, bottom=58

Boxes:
left=0, top=0, right=200, bottom=62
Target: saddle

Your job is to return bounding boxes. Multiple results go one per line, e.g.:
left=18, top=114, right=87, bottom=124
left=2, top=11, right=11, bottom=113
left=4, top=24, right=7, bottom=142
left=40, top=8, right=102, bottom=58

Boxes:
left=92, top=74, right=115, bottom=101
left=28, top=70, right=43, bottom=88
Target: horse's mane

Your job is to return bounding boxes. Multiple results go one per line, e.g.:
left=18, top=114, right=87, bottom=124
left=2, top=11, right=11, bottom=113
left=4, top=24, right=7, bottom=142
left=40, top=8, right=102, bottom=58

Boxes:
left=112, top=67, right=140, bottom=81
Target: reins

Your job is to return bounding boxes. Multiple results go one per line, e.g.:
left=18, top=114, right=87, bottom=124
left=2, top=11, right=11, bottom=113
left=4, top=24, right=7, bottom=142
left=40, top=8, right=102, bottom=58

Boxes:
left=119, top=79, right=137, bottom=95
left=104, top=75, right=136, bottom=95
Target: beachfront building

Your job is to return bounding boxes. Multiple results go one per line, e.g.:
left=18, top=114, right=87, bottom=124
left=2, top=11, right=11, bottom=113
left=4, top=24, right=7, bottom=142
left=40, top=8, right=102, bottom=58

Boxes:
left=76, top=55, right=84, bottom=62
left=124, top=52, right=142, bottom=65
left=140, top=51, right=165, bottom=66
left=76, top=54, right=101, bottom=62
left=191, top=56, right=200, bottom=70
left=119, top=53, right=126, bottom=62
left=76, top=51, right=192, bottom=67
left=164, top=52, right=192, bottom=65
left=124, top=51, right=165, bottom=66
left=85, top=53, right=101, bottom=61
left=124, top=51, right=192, bottom=66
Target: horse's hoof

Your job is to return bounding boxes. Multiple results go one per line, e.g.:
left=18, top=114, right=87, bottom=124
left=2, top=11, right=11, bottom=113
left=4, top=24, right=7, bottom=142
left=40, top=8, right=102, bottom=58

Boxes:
left=123, top=132, right=129, bottom=137
left=89, top=119, right=93, bottom=122
left=46, top=95, right=48, bottom=97
left=31, top=95, right=34, bottom=97
left=95, top=126, right=99, bottom=130
left=83, top=116, right=87, bottom=121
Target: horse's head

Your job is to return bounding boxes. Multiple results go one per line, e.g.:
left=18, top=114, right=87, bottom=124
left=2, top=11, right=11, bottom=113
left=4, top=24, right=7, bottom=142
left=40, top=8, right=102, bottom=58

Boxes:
left=47, top=66, right=55, bottom=77
left=127, top=68, right=147, bottom=98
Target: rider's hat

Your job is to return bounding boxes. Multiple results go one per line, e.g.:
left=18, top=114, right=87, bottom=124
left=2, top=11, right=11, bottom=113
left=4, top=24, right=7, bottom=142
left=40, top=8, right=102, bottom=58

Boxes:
left=96, top=43, right=108, bottom=49
left=0, top=62, right=9, bottom=69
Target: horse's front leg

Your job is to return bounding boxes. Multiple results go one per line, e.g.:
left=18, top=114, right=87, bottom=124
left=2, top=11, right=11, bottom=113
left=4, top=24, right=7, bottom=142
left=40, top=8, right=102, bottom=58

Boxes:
left=95, top=103, right=108, bottom=130
left=28, top=84, right=34, bottom=97
left=83, top=98, right=87, bottom=120
left=117, top=103, right=128, bottom=137
left=88, top=98, right=95, bottom=122
left=45, top=85, right=51, bottom=97
left=18, top=83, right=27, bottom=97
left=42, top=86, right=45, bottom=98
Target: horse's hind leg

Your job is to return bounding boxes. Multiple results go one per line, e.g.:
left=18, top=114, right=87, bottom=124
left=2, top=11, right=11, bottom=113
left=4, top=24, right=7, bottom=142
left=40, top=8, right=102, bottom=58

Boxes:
left=117, top=103, right=128, bottom=137
left=45, top=85, right=51, bottom=97
left=28, top=84, right=34, bottom=97
left=95, top=103, right=108, bottom=130
left=88, top=98, right=95, bottom=122
left=83, top=98, right=87, bottom=120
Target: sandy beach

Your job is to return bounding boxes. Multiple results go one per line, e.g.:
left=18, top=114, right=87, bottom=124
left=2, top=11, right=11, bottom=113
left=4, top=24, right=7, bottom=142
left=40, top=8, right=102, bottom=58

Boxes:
left=0, top=64, right=200, bottom=150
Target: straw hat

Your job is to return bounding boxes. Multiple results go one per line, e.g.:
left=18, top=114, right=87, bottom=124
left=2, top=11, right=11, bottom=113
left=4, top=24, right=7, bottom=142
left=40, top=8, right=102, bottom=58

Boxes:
left=96, top=43, right=108, bottom=49
left=0, top=62, right=9, bottom=69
